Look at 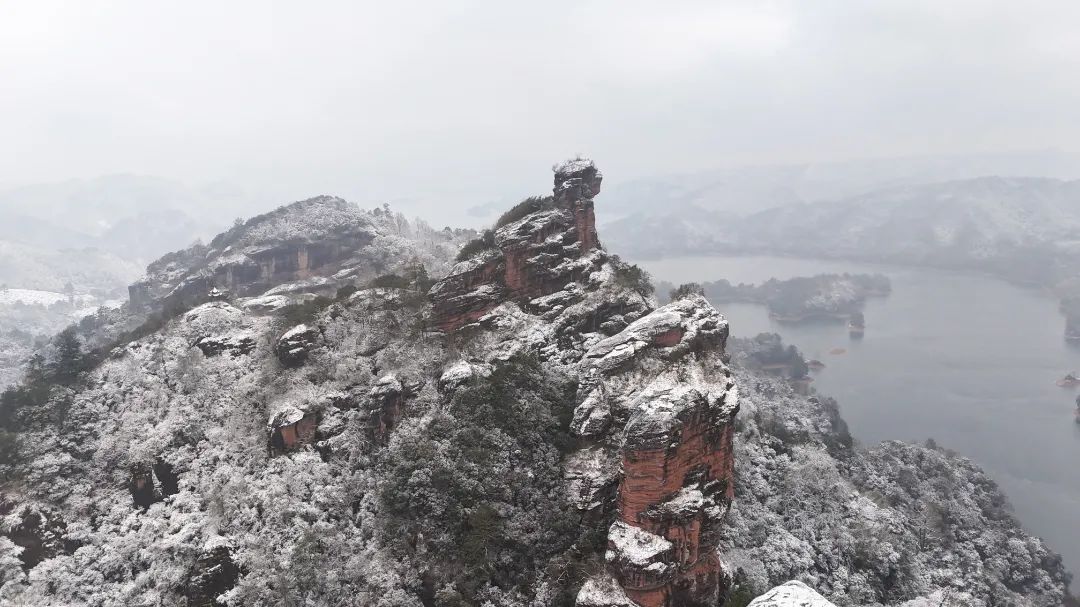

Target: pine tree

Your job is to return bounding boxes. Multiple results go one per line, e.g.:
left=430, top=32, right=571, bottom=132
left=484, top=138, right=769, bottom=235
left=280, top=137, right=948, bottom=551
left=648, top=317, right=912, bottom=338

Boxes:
left=52, top=327, right=84, bottom=384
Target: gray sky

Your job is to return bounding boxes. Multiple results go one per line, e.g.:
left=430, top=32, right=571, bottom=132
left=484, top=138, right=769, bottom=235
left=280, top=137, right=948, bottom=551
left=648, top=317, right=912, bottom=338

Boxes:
left=2, top=1, right=1079, bottom=223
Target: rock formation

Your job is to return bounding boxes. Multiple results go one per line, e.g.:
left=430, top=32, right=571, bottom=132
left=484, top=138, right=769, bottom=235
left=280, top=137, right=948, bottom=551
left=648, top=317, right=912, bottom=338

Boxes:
left=127, top=196, right=468, bottom=318
left=183, top=540, right=240, bottom=607
left=274, top=324, right=320, bottom=366
left=267, top=406, right=319, bottom=456
left=429, top=158, right=604, bottom=331
left=747, top=581, right=837, bottom=607
left=430, top=161, right=738, bottom=606
left=581, top=298, right=737, bottom=607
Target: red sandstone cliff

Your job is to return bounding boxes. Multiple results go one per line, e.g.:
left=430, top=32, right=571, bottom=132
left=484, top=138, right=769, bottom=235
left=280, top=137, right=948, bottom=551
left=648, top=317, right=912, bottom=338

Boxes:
left=429, top=159, right=604, bottom=332
left=580, top=298, right=738, bottom=607
left=430, top=159, right=738, bottom=607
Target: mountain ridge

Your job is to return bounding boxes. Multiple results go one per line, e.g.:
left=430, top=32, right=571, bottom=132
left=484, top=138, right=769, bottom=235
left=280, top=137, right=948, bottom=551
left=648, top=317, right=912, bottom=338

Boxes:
left=0, top=160, right=1070, bottom=606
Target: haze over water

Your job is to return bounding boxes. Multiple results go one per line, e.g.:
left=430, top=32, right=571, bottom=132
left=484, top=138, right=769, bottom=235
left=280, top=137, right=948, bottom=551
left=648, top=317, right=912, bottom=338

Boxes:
left=641, top=255, right=1080, bottom=582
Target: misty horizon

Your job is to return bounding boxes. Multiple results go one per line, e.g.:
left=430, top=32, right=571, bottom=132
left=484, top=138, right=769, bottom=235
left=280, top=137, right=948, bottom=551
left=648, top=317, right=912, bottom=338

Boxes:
left=5, top=1, right=1080, bottom=227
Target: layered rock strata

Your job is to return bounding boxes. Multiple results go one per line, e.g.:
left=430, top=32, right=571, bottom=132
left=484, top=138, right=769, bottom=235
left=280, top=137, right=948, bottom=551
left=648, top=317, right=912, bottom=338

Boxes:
left=430, top=159, right=603, bottom=331
left=430, top=162, right=738, bottom=606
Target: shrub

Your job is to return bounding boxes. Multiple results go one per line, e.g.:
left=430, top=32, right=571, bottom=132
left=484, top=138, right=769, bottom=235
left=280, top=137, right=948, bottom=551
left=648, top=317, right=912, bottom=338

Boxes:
left=369, top=274, right=411, bottom=290
left=280, top=296, right=333, bottom=326
left=610, top=255, right=654, bottom=297
left=455, top=230, right=496, bottom=262
left=335, top=285, right=359, bottom=300
left=0, top=430, right=21, bottom=478
left=376, top=355, right=582, bottom=603
left=669, top=282, right=705, bottom=301
left=494, top=196, right=550, bottom=229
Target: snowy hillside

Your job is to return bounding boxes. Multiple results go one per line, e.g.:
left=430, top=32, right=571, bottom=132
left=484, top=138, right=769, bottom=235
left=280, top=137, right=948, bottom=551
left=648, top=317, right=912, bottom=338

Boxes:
left=0, top=162, right=1072, bottom=607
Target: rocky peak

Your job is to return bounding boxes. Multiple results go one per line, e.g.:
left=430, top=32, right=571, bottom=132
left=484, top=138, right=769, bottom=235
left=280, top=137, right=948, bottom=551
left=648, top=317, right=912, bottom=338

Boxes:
left=583, top=297, right=737, bottom=607
left=429, top=158, right=605, bottom=331
left=127, top=196, right=464, bottom=316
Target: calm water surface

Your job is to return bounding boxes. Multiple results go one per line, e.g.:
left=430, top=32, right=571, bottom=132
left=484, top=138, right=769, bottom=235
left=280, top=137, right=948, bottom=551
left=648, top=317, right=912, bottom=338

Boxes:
left=640, top=255, right=1080, bottom=581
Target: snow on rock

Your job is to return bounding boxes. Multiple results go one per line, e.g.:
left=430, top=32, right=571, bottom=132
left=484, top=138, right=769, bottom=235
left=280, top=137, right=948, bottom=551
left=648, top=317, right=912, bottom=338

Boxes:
left=583, top=295, right=727, bottom=374
left=570, top=384, right=611, bottom=437
left=747, top=581, right=836, bottom=607
left=267, top=405, right=318, bottom=455
left=274, top=323, right=320, bottom=366
left=563, top=446, right=619, bottom=511
left=429, top=159, right=604, bottom=331
left=437, top=360, right=492, bottom=392
left=576, top=574, right=639, bottom=607
left=239, top=294, right=293, bottom=313
left=606, top=520, right=674, bottom=572
left=129, top=195, right=469, bottom=315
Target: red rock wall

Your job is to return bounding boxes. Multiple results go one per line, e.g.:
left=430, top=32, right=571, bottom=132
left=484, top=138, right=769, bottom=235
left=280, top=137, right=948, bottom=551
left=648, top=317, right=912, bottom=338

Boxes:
left=617, top=412, right=734, bottom=607
left=270, top=413, right=319, bottom=456
left=431, top=161, right=604, bottom=332
left=574, top=202, right=599, bottom=253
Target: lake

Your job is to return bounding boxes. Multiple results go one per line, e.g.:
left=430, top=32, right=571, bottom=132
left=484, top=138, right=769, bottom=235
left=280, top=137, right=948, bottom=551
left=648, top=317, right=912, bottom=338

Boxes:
left=639, top=255, right=1080, bottom=582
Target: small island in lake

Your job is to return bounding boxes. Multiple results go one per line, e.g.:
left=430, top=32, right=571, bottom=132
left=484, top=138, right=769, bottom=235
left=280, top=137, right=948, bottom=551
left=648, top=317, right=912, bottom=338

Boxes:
left=730, top=332, right=814, bottom=394
left=662, top=272, right=891, bottom=326
left=1058, top=373, right=1080, bottom=388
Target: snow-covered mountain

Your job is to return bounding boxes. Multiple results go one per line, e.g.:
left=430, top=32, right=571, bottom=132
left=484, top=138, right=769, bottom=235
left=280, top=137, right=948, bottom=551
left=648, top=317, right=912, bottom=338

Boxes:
left=0, top=161, right=1071, bottom=607
left=606, top=176, right=1080, bottom=289
left=597, top=149, right=1080, bottom=222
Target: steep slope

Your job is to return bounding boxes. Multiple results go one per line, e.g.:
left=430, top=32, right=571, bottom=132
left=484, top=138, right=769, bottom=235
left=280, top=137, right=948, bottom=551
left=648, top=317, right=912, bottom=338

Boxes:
left=0, top=160, right=738, bottom=607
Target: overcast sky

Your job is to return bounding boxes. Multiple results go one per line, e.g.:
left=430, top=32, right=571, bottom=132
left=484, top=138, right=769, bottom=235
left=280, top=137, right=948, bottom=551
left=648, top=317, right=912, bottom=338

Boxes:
left=2, top=1, right=1079, bottom=221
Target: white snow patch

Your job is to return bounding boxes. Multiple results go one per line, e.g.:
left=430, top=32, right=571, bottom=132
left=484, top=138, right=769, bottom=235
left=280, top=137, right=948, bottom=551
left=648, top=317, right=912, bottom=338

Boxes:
left=748, top=580, right=836, bottom=607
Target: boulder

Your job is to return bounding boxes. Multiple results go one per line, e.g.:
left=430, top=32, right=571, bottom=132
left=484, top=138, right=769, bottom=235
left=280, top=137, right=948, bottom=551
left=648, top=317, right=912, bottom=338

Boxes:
left=275, top=324, right=320, bottom=366
left=184, top=539, right=240, bottom=607
left=268, top=406, right=319, bottom=456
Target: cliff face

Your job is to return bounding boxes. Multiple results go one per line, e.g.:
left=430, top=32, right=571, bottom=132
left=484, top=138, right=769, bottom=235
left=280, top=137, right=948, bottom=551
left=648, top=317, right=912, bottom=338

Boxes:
left=430, top=159, right=603, bottom=331
left=429, top=160, right=738, bottom=606
left=580, top=299, right=736, bottom=607
left=129, top=196, right=467, bottom=315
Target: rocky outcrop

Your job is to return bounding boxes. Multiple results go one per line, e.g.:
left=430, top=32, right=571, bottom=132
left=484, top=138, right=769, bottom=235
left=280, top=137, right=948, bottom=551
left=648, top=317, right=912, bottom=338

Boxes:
left=194, top=332, right=257, bottom=357
left=429, top=160, right=737, bottom=606
left=748, top=581, right=836, bottom=607
left=579, top=297, right=738, bottom=607
left=126, top=197, right=468, bottom=319
left=128, top=197, right=378, bottom=314
left=429, top=159, right=604, bottom=331
left=129, top=462, right=157, bottom=508
left=184, top=540, right=240, bottom=607
left=128, top=458, right=182, bottom=508
left=268, top=406, right=319, bottom=456
left=275, top=324, right=320, bottom=366
left=367, top=374, right=409, bottom=442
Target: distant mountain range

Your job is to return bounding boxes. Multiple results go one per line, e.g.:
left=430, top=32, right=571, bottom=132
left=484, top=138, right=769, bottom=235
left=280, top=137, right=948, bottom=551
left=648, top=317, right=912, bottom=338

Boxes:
left=596, top=148, right=1080, bottom=220
left=605, top=175, right=1080, bottom=292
